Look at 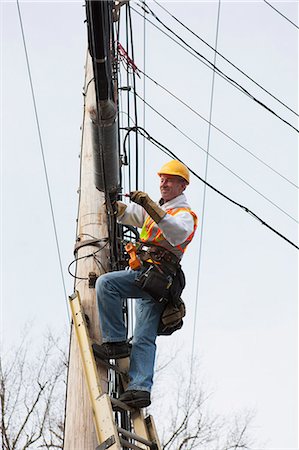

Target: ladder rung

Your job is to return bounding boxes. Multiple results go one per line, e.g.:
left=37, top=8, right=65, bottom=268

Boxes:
left=119, top=437, right=145, bottom=450
left=95, top=435, right=116, bottom=450
left=97, top=358, right=129, bottom=377
left=111, top=397, right=135, bottom=412
left=118, top=427, right=156, bottom=449
left=92, top=344, right=129, bottom=377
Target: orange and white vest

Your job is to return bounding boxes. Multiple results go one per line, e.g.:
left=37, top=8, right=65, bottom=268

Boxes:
left=118, top=193, right=198, bottom=260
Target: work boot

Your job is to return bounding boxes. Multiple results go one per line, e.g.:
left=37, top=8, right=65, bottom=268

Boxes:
left=92, top=341, right=131, bottom=360
left=118, top=390, right=151, bottom=408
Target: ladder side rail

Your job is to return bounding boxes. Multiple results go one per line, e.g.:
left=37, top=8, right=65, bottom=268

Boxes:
left=69, top=292, right=121, bottom=449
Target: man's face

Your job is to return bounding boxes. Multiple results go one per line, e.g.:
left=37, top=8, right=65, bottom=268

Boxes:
left=159, top=174, right=186, bottom=202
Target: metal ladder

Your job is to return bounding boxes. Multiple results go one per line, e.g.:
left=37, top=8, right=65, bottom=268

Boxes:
left=69, top=291, right=161, bottom=450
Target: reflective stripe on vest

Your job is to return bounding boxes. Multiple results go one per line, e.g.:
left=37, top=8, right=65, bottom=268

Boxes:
left=140, top=208, right=198, bottom=259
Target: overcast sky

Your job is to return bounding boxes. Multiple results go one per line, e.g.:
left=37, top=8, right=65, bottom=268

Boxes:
left=1, top=1, right=298, bottom=449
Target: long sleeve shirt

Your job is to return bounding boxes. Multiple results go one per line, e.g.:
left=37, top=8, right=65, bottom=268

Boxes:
left=118, top=193, right=197, bottom=259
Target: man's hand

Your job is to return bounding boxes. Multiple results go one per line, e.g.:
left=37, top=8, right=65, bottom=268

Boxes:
left=130, top=191, right=166, bottom=224
left=130, top=191, right=150, bottom=207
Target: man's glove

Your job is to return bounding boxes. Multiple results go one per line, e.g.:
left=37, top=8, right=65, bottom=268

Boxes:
left=130, top=191, right=166, bottom=224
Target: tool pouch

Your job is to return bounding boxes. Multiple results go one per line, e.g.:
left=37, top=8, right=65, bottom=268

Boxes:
left=135, top=264, right=173, bottom=303
left=158, top=298, right=186, bottom=336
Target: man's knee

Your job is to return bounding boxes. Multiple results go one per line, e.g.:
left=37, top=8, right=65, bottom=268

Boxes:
left=95, top=273, right=110, bottom=294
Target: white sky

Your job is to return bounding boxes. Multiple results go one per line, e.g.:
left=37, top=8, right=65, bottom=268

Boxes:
left=1, top=1, right=298, bottom=449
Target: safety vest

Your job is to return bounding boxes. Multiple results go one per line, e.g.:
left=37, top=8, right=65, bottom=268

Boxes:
left=140, top=208, right=198, bottom=259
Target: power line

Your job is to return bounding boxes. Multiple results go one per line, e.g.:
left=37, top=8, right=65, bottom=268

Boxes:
left=136, top=70, right=298, bottom=191
left=151, top=0, right=298, bottom=118
left=127, top=3, right=140, bottom=190
left=125, top=5, right=132, bottom=194
left=131, top=5, right=251, bottom=99
left=124, top=126, right=298, bottom=250
left=16, top=0, right=70, bottom=321
left=142, top=1, right=147, bottom=191
left=263, top=0, right=299, bottom=30
left=134, top=92, right=298, bottom=223
left=133, top=3, right=298, bottom=133
left=191, top=0, right=222, bottom=366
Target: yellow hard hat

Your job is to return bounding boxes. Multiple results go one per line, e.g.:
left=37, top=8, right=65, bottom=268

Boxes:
left=157, top=160, right=190, bottom=184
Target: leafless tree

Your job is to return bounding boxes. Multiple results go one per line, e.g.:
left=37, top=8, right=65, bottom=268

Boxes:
left=152, top=354, right=256, bottom=450
left=1, top=331, right=256, bottom=450
left=0, top=330, right=67, bottom=450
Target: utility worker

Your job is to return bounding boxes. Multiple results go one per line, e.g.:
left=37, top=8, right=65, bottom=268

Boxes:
left=94, top=160, right=197, bottom=408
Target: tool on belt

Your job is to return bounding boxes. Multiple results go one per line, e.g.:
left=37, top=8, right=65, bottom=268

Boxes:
left=125, top=241, right=186, bottom=335
left=125, top=242, right=142, bottom=270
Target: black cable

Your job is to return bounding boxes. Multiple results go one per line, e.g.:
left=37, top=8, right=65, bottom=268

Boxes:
left=151, top=0, right=298, bottom=118
left=88, top=1, right=119, bottom=270
left=124, top=126, right=298, bottom=250
left=142, top=3, right=147, bottom=191
left=135, top=72, right=298, bottom=191
left=16, top=0, right=70, bottom=322
left=134, top=92, right=298, bottom=196
left=132, top=94, right=298, bottom=222
left=133, top=3, right=298, bottom=133
left=263, top=0, right=299, bottom=30
left=128, top=3, right=140, bottom=190
left=68, top=241, right=109, bottom=280
left=125, top=5, right=132, bottom=193
left=131, top=5, right=251, bottom=100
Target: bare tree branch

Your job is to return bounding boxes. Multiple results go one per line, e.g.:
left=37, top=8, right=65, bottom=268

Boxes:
left=0, top=330, right=67, bottom=450
left=152, top=355, right=257, bottom=450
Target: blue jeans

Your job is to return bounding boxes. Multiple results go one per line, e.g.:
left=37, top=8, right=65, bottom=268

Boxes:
left=96, top=269, right=165, bottom=393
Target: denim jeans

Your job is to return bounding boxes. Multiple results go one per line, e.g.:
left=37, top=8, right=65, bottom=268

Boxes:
left=96, top=269, right=165, bottom=393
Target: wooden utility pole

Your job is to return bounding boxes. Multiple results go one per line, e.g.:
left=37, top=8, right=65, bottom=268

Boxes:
left=63, top=54, right=110, bottom=450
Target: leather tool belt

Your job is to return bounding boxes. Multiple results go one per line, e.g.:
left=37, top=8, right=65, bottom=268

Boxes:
left=134, top=242, right=184, bottom=304
left=136, top=242, right=180, bottom=270
left=128, top=241, right=186, bottom=335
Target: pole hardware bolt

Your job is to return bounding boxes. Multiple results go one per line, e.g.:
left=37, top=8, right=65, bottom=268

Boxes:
left=88, top=272, right=98, bottom=288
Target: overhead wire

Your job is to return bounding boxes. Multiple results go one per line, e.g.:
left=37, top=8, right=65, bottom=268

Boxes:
left=151, top=0, right=298, bottom=117
left=263, top=0, right=299, bottom=30
left=134, top=92, right=299, bottom=208
left=136, top=71, right=298, bottom=191
left=132, top=3, right=298, bottom=133
left=16, top=0, right=70, bottom=322
left=130, top=95, right=297, bottom=223
left=119, top=4, right=141, bottom=338
left=123, top=126, right=298, bottom=250
left=125, top=5, right=132, bottom=194
left=142, top=1, right=147, bottom=191
left=128, top=3, right=140, bottom=190
left=191, top=0, right=222, bottom=363
left=131, top=5, right=256, bottom=102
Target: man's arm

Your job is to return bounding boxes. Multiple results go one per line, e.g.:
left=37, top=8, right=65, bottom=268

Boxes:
left=130, top=191, right=166, bottom=224
left=129, top=191, right=195, bottom=246
left=116, top=201, right=146, bottom=228
left=158, top=212, right=195, bottom=246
